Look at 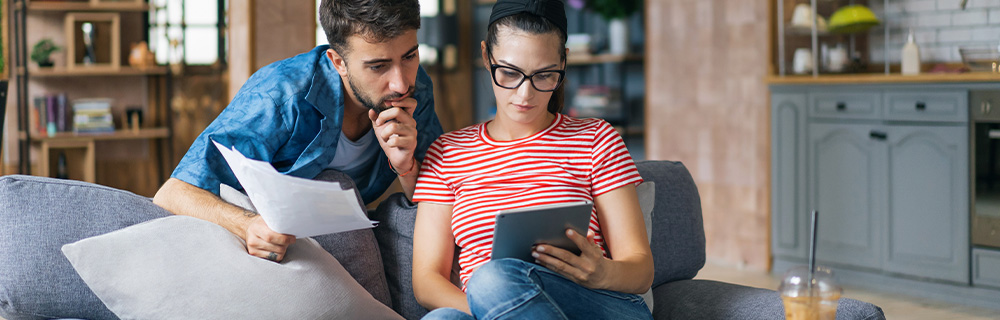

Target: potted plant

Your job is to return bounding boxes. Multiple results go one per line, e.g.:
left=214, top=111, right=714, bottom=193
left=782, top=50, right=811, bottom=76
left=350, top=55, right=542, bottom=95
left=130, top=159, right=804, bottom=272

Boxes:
left=572, top=0, right=642, bottom=55
left=31, top=39, right=60, bottom=68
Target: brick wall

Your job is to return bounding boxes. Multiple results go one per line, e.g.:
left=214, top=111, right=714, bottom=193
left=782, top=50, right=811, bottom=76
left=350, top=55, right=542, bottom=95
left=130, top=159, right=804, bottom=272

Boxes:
left=869, top=0, right=1000, bottom=63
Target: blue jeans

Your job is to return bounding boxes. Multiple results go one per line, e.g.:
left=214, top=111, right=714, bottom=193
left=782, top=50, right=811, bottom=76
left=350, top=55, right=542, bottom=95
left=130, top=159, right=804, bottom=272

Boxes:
left=423, top=258, right=652, bottom=320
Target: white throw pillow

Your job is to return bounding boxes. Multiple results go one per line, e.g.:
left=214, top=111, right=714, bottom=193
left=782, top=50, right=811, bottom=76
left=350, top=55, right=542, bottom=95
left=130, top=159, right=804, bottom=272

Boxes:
left=61, top=215, right=402, bottom=320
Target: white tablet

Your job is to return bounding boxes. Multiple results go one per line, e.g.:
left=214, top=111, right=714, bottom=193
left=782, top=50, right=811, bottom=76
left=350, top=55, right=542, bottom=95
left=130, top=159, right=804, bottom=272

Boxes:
left=490, top=201, right=594, bottom=262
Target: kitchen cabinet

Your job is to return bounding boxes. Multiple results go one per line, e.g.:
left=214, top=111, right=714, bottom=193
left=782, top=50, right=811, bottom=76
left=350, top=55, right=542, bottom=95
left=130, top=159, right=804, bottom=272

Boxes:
left=809, top=122, right=885, bottom=271
left=771, top=93, right=808, bottom=259
left=771, top=85, right=969, bottom=284
left=884, top=125, right=968, bottom=283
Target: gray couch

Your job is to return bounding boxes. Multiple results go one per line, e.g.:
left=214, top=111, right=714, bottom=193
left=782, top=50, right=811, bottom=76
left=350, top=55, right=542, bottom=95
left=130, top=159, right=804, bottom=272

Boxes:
left=0, top=160, right=885, bottom=319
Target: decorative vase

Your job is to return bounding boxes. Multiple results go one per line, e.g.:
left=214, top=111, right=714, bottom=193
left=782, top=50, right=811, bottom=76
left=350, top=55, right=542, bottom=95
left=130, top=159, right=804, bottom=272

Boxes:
left=129, top=41, right=156, bottom=70
left=608, top=18, right=629, bottom=55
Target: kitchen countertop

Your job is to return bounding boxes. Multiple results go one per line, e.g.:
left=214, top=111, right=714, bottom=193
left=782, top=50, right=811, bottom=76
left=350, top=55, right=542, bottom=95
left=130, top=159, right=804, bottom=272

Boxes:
left=767, top=72, right=1000, bottom=85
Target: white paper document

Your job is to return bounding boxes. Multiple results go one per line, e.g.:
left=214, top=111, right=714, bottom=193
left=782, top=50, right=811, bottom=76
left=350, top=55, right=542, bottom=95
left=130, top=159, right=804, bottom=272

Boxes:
left=212, top=140, right=375, bottom=238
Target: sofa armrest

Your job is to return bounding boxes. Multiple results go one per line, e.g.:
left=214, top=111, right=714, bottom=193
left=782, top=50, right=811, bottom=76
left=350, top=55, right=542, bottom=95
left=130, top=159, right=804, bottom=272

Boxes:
left=651, top=279, right=885, bottom=320
left=0, top=175, right=171, bottom=320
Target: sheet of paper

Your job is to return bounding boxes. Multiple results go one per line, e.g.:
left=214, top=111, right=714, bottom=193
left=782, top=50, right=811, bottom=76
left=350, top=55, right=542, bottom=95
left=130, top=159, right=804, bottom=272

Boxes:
left=212, top=140, right=375, bottom=237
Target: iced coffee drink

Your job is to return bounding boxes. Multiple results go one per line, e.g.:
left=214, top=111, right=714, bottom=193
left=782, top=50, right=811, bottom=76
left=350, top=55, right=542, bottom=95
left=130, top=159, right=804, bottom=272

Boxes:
left=779, top=266, right=841, bottom=320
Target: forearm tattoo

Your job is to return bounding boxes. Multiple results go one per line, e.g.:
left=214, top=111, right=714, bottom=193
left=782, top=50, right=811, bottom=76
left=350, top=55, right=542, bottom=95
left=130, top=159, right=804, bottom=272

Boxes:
left=242, top=209, right=258, bottom=218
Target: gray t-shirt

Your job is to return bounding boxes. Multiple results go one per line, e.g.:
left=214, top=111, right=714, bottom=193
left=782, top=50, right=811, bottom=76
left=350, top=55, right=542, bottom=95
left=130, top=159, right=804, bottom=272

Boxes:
left=326, top=130, right=379, bottom=178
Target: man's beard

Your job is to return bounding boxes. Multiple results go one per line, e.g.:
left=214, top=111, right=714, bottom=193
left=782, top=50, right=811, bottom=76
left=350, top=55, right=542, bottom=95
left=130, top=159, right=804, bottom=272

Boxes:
left=347, top=74, right=414, bottom=113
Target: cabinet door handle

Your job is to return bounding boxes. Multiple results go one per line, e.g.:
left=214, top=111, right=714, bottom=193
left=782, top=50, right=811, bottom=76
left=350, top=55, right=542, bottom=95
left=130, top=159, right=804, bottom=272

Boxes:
left=985, top=101, right=993, bottom=115
left=870, top=131, right=887, bottom=140
left=915, top=102, right=926, bottom=111
left=836, top=102, right=847, bottom=111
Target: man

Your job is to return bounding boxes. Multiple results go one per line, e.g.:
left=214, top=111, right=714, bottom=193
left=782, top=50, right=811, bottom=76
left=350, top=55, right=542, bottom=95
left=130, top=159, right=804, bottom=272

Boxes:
left=153, top=0, right=442, bottom=263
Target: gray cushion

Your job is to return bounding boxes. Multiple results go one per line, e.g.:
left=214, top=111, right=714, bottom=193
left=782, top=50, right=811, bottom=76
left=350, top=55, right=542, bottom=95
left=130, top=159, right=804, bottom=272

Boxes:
left=221, top=169, right=393, bottom=308
left=370, top=193, right=428, bottom=320
left=61, top=215, right=402, bottom=319
left=0, top=175, right=170, bottom=320
left=652, top=279, right=885, bottom=320
left=635, top=160, right=706, bottom=287
left=635, top=181, right=656, bottom=312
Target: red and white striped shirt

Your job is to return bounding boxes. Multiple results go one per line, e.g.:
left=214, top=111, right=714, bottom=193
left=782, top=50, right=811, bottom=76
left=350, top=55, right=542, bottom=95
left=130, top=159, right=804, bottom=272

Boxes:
left=412, top=114, right=643, bottom=287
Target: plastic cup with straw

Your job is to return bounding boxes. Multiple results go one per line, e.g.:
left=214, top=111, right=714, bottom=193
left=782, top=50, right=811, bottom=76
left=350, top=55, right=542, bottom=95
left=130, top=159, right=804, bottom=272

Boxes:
left=779, top=211, right=842, bottom=320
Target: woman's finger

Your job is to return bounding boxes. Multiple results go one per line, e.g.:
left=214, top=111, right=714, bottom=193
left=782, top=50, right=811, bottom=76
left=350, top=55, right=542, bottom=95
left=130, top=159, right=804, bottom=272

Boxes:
left=534, top=251, right=587, bottom=282
left=566, top=229, right=599, bottom=256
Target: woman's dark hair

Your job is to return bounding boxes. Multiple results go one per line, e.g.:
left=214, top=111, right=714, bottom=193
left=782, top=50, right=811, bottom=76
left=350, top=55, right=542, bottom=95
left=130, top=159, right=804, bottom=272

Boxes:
left=486, top=13, right=568, bottom=114
left=319, top=0, right=420, bottom=60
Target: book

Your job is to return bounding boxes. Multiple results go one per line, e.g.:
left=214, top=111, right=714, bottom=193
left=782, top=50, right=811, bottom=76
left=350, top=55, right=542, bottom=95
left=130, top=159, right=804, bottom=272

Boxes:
left=57, top=93, right=69, bottom=132
left=32, top=96, right=46, bottom=135
left=45, top=95, right=57, bottom=136
left=73, top=98, right=115, bottom=133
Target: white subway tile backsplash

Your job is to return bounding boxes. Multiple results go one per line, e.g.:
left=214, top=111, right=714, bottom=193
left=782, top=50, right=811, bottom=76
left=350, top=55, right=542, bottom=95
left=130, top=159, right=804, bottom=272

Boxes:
left=917, top=29, right=939, bottom=43
left=871, top=49, right=891, bottom=63
left=924, top=46, right=958, bottom=61
left=886, top=2, right=907, bottom=15
left=920, top=13, right=954, bottom=27
left=908, top=0, right=940, bottom=12
left=968, top=0, right=1000, bottom=9
left=937, top=0, right=965, bottom=10
left=971, top=26, right=1000, bottom=41
left=869, top=0, right=998, bottom=63
left=952, top=11, right=990, bottom=25
left=939, top=28, right=974, bottom=41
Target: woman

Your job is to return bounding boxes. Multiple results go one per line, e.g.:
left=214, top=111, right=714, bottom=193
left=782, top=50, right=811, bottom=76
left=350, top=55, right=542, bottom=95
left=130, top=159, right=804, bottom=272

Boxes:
left=411, top=0, right=653, bottom=319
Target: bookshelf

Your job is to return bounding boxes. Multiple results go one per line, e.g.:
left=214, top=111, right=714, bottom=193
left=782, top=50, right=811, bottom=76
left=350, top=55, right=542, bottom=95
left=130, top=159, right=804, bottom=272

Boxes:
left=19, top=127, right=169, bottom=141
left=566, top=53, right=643, bottom=66
left=11, top=0, right=173, bottom=190
left=23, top=1, right=148, bottom=12
left=18, top=65, right=167, bottom=77
left=470, top=3, right=646, bottom=159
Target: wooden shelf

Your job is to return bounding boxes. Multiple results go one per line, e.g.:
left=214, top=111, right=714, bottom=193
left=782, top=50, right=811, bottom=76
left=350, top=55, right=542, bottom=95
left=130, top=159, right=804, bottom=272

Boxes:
left=19, top=127, right=170, bottom=142
left=474, top=54, right=644, bottom=68
left=19, top=66, right=167, bottom=77
left=613, top=126, right=645, bottom=136
left=767, top=72, right=1000, bottom=85
left=567, top=53, right=643, bottom=66
left=23, top=1, right=149, bottom=12
left=784, top=26, right=831, bottom=36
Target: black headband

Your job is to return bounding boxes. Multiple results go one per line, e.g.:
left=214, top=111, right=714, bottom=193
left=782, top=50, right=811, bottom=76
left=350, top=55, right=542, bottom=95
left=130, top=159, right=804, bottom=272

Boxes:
left=488, top=0, right=567, bottom=37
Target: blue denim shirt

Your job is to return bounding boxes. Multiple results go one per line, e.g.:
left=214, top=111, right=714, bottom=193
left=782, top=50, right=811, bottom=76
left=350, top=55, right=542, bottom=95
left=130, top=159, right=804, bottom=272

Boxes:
left=171, top=45, right=443, bottom=204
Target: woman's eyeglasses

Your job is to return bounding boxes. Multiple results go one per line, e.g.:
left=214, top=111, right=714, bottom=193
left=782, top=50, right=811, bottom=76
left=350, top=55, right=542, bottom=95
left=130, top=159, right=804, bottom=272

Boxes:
left=489, top=64, right=565, bottom=92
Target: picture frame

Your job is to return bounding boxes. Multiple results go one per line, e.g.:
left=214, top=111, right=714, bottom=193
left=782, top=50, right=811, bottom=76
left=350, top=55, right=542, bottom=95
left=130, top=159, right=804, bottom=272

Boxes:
left=64, top=12, right=121, bottom=72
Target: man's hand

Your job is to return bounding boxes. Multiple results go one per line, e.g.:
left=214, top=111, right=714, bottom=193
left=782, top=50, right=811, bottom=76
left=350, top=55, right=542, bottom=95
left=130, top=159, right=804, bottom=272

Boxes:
left=369, top=97, right=418, bottom=175
left=245, top=216, right=296, bottom=262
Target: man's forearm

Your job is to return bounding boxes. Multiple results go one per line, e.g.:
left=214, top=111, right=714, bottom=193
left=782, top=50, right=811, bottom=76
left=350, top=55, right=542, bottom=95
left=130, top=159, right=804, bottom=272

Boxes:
left=152, top=178, right=256, bottom=239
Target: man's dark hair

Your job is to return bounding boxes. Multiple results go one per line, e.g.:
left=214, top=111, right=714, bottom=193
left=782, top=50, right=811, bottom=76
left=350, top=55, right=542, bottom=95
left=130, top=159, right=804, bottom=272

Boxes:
left=319, top=0, right=420, bottom=59
left=486, top=13, right=568, bottom=114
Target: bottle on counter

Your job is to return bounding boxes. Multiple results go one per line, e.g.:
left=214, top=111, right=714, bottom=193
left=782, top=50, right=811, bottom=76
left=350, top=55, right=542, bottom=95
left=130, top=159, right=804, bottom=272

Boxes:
left=901, top=29, right=921, bottom=75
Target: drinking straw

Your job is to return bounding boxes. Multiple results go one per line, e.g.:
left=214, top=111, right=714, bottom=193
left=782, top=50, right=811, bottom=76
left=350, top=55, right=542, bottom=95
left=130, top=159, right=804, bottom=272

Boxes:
left=808, top=210, right=818, bottom=295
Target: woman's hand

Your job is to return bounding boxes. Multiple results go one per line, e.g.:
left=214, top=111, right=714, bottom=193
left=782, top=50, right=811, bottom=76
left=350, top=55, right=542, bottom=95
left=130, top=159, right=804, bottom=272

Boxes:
left=532, top=229, right=609, bottom=290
